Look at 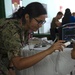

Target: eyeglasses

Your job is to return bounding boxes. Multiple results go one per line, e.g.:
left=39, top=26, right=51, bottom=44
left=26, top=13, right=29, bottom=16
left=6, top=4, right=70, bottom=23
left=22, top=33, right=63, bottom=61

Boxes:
left=34, top=18, right=46, bottom=25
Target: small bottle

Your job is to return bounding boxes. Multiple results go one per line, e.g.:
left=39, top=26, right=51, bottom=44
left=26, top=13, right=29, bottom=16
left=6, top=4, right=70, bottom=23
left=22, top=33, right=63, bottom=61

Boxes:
left=62, top=41, right=71, bottom=49
left=64, top=41, right=71, bottom=46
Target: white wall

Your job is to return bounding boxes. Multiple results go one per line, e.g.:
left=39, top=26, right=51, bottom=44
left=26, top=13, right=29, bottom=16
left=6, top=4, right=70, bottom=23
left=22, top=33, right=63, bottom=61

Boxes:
left=4, top=0, right=12, bottom=18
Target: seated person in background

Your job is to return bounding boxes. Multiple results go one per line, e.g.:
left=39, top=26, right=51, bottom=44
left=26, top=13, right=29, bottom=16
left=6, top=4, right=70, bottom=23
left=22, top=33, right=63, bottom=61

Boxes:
left=72, top=12, right=75, bottom=18
left=59, top=8, right=75, bottom=40
left=50, top=11, right=63, bottom=41
left=62, top=8, right=75, bottom=25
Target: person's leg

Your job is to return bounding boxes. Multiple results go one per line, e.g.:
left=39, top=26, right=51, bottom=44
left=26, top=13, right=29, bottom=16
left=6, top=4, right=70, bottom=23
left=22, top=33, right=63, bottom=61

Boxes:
left=50, top=29, right=56, bottom=41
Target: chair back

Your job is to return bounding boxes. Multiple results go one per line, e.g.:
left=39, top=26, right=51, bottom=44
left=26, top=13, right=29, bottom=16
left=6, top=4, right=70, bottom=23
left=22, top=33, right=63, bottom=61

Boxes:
left=62, top=23, right=75, bottom=47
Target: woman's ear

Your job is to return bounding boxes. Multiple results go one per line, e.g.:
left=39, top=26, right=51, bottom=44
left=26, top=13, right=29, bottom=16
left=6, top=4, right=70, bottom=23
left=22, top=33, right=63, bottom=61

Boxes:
left=25, top=14, right=29, bottom=21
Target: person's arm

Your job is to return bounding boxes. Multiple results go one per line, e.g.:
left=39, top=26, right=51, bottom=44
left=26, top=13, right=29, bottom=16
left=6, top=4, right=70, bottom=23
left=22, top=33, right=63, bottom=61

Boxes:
left=55, top=21, right=61, bottom=27
left=12, top=40, right=64, bottom=70
left=71, top=43, right=75, bottom=59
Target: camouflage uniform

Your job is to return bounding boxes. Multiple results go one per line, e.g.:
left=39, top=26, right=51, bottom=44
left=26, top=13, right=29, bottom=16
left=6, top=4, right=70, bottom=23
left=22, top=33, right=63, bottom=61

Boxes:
left=0, top=18, right=29, bottom=75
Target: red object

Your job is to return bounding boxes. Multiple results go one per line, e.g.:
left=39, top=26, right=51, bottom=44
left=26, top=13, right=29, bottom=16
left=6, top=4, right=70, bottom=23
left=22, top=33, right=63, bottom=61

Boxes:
left=60, top=6, right=63, bottom=11
left=12, top=0, right=20, bottom=4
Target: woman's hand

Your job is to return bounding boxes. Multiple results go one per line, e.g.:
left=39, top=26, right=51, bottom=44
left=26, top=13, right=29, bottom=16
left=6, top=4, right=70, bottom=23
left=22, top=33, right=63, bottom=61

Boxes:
left=49, top=40, right=65, bottom=52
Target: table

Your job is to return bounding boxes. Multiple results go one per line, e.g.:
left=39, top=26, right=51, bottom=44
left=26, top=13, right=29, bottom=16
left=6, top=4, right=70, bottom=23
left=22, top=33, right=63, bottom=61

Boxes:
left=16, top=46, right=75, bottom=75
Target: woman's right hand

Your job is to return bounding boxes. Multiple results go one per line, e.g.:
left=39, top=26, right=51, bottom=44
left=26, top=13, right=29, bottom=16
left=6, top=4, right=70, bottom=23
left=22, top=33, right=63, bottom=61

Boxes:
left=49, top=40, right=65, bottom=52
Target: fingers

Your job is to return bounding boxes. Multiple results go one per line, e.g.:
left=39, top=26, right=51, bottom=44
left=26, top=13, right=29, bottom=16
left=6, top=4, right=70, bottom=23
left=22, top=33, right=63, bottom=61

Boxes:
left=57, top=40, right=65, bottom=43
left=58, top=40, right=65, bottom=51
left=52, top=40, right=65, bottom=51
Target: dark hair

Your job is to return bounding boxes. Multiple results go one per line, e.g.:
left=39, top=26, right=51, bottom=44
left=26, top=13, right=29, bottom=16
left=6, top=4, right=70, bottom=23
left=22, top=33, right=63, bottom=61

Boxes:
left=12, top=7, right=25, bottom=19
left=62, top=8, right=71, bottom=24
left=11, top=2, right=47, bottom=24
left=57, top=11, right=63, bottom=15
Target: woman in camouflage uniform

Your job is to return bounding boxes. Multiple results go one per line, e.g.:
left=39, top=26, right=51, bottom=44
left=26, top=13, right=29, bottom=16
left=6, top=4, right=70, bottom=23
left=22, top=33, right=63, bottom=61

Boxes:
left=0, top=2, right=65, bottom=75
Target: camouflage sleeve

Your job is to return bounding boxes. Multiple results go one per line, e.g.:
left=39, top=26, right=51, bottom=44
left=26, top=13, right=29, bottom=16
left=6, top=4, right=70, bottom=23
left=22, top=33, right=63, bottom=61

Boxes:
left=0, top=21, right=21, bottom=60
